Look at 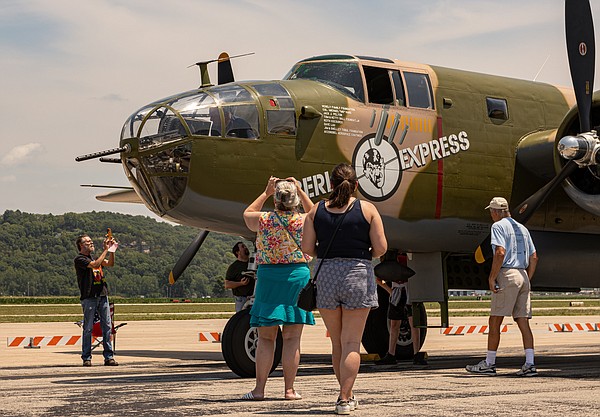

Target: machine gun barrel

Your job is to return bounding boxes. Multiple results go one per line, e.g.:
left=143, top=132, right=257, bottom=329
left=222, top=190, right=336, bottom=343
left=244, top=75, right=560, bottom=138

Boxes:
left=75, top=144, right=130, bottom=162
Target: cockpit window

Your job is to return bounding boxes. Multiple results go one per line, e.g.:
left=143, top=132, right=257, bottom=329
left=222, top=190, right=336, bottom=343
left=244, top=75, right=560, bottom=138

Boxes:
left=404, top=72, right=434, bottom=109
left=286, top=62, right=365, bottom=102
left=363, top=66, right=394, bottom=105
left=209, top=85, right=253, bottom=103
left=222, top=104, right=259, bottom=139
left=251, top=83, right=297, bottom=136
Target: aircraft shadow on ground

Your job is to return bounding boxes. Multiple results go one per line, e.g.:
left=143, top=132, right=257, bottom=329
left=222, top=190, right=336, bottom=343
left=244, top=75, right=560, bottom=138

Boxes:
left=55, top=350, right=598, bottom=387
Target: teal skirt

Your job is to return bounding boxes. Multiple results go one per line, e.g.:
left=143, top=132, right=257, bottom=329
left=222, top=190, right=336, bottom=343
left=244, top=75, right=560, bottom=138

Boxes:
left=250, top=263, right=315, bottom=327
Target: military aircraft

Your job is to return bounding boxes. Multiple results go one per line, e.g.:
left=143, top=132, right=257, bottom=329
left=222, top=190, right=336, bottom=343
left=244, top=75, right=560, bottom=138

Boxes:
left=77, top=1, right=599, bottom=377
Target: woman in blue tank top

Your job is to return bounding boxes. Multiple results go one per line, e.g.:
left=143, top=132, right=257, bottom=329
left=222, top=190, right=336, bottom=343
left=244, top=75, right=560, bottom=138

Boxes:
left=302, top=163, right=387, bottom=414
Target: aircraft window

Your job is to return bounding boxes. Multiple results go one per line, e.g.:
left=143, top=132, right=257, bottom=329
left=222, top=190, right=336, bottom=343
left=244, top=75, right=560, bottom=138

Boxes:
left=486, top=97, right=509, bottom=120
left=148, top=175, right=188, bottom=212
left=222, top=104, right=260, bottom=139
left=252, top=83, right=290, bottom=97
left=404, top=72, right=434, bottom=109
left=209, top=85, right=253, bottom=103
left=363, top=66, right=394, bottom=105
left=391, top=71, right=406, bottom=106
left=171, top=93, right=222, bottom=136
left=286, top=62, right=365, bottom=102
left=137, top=107, right=186, bottom=151
left=277, top=97, right=294, bottom=109
left=267, top=110, right=296, bottom=135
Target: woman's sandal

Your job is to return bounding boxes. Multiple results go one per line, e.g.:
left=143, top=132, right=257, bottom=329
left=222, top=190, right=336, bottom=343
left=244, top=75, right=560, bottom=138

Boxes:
left=241, top=391, right=264, bottom=401
left=284, top=390, right=302, bottom=400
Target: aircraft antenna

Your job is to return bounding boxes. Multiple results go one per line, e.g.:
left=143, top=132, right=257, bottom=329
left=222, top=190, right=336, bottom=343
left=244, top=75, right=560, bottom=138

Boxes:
left=533, top=54, right=551, bottom=82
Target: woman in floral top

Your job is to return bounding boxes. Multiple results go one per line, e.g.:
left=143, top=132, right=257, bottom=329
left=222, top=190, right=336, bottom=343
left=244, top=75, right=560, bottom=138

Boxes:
left=242, top=176, right=314, bottom=401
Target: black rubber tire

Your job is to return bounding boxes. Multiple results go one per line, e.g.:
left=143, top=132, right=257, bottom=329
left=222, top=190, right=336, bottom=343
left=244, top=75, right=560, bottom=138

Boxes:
left=361, top=286, right=428, bottom=360
left=393, top=303, right=427, bottom=360
left=221, top=309, right=283, bottom=378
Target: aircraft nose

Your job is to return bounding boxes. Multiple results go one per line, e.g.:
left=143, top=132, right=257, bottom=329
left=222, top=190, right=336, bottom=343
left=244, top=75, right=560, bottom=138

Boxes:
left=118, top=92, right=210, bottom=215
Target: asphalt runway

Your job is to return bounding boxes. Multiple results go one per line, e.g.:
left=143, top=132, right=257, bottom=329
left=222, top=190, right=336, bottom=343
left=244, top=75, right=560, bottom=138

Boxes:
left=1, top=316, right=599, bottom=416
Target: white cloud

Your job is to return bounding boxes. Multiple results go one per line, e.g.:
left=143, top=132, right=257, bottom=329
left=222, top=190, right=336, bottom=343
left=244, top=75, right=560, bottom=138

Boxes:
left=0, top=143, right=44, bottom=166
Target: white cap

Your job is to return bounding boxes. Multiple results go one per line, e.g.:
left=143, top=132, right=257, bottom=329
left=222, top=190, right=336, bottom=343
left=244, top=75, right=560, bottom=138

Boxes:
left=485, top=197, right=509, bottom=210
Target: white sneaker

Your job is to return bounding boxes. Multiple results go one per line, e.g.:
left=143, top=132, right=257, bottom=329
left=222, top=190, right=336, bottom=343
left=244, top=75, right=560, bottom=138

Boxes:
left=466, top=359, right=496, bottom=375
left=335, top=399, right=351, bottom=415
left=516, top=363, right=538, bottom=377
left=348, top=396, right=358, bottom=411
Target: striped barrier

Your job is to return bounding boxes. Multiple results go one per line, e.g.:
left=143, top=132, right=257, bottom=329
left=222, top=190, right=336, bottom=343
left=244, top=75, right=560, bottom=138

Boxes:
left=547, top=323, right=599, bottom=332
left=441, top=325, right=509, bottom=335
left=199, top=332, right=221, bottom=342
left=7, top=335, right=83, bottom=348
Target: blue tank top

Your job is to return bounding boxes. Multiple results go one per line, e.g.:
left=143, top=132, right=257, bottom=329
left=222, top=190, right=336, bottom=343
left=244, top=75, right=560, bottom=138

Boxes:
left=314, top=199, right=371, bottom=259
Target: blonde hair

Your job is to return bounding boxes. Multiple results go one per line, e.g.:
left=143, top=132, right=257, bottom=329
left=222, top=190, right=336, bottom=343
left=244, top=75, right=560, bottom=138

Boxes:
left=274, top=181, right=299, bottom=211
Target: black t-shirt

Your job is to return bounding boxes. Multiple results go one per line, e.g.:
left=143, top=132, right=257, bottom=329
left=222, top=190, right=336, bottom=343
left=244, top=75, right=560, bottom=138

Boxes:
left=74, top=253, right=108, bottom=300
left=225, top=260, right=254, bottom=297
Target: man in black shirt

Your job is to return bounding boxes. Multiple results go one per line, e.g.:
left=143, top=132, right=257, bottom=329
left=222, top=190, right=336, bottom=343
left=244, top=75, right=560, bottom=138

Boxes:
left=74, top=234, right=118, bottom=367
left=224, top=242, right=254, bottom=311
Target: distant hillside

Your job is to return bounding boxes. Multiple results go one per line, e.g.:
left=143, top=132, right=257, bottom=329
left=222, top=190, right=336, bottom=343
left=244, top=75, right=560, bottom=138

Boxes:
left=0, top=210, right=249, bottom=298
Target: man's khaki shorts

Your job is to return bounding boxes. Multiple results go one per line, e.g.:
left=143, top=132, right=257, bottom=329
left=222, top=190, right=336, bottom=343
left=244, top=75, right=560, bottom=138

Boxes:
left=490, top=268, right=531, bottom=318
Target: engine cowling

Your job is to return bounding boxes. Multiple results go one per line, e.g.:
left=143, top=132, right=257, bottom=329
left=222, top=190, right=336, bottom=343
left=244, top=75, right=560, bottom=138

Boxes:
left=554, top=92, right=600, bottom=216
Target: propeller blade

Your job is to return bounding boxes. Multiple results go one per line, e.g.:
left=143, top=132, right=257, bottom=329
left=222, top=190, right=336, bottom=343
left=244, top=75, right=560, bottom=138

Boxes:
left=565, top=0, right=595, bottom=132
left=217, top=52, right=234, bottom=85
left=168, top=230, right=209, bottom=284
left=511, top=160, right=579, bottom=224
left=476, top=160, right=579, bottom=263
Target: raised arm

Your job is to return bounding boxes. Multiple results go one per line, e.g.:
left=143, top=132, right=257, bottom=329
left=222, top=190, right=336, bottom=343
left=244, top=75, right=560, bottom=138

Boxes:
left=243, top=176, right=276, bottom=232
left=301, top=204, right=318, bottom=257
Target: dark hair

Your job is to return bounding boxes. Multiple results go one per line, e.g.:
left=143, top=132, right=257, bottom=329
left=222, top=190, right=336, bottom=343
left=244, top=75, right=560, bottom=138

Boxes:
left=232, top=242, right=244, bottom=256
left=76, top=234, right=90, bottom=251
left=328, top=163, right=357, bottom=208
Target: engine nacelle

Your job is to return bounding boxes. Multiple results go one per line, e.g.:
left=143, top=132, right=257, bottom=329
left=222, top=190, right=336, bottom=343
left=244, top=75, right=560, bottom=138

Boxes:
left=554, top=92, right=600, bottom=216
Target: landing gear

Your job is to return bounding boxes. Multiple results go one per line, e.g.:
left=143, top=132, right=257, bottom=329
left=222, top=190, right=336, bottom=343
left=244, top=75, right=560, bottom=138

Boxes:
left=361, top=286, right=427, bottom=360
left=221, top=308, right=283, bottom=378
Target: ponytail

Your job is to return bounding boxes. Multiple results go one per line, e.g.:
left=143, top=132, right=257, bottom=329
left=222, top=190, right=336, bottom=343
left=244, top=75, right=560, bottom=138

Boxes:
left=328, top=163, right=357, bottom=208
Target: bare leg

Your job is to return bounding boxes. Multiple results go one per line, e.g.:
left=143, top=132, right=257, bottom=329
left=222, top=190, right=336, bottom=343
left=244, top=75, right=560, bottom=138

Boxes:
left=251, top=326, right=278, bottom=399
left=387, top=319, right=400, bottom=355
left=487, top=315, right=505, bottom=351
left=281, top=324, right=304, bottom=399
left=339, top=308, right=370, bottom=401
left=319, top=307, right=343, bottom=384
left=515, top=317, right=534, bottom=349
left=408, top=315, right=420, bottom=355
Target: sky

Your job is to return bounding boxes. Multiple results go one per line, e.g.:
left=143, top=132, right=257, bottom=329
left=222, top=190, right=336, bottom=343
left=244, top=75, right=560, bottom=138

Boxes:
left=1, top=0, right=599, bottom=222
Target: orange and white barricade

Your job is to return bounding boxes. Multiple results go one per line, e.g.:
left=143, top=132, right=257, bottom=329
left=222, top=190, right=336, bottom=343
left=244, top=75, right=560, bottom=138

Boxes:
left=441, top=324, right=509, bottom=335
left=547, top=323, right=599, bottom=332
left=198, top=332, right=221, bottom=342
left=7, top=335, right=83, bottom=348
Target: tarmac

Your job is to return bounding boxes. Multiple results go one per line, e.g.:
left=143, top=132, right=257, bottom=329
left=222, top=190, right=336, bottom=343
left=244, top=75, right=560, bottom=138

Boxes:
left=1, top=315, right=599, bottom=416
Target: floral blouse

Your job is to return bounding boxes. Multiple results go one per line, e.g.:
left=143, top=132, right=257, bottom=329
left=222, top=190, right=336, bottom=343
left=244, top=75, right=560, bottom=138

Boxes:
left=256, top=210, right=308, bottom=264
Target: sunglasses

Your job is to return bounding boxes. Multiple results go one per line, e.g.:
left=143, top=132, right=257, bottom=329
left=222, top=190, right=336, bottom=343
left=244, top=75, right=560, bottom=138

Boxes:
left=275, top=179, right=295, bottom=184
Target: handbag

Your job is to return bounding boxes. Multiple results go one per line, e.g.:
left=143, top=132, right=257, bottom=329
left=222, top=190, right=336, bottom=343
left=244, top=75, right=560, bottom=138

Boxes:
left=296, top=200, right=355, bottom=311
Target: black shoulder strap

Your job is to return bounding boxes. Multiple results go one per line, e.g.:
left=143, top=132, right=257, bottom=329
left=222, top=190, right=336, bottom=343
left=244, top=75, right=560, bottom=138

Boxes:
left=312, top=199, right=356, bottom=281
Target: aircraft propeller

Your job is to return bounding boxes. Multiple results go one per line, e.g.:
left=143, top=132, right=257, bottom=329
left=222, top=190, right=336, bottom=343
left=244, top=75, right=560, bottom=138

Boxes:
left=475, top=0, right=596, bottom=263
left=168, top=230, right=209, bottom=284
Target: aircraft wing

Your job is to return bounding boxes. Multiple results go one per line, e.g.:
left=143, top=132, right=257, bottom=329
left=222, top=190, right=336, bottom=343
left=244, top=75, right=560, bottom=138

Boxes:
left=95, top=188, right=143, bottom=204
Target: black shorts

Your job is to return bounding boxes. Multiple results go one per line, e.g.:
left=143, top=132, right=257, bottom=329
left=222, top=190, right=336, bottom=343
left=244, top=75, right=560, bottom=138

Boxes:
left=387, top=286, right=412, bottom=320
